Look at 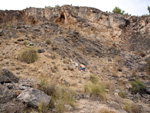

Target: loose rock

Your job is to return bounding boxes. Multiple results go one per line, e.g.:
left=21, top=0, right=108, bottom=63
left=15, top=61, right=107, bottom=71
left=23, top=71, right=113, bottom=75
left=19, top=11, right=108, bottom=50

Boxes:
left=17, top=88, right=51, bottom=107
left=0, top=68, right=19, bottom=83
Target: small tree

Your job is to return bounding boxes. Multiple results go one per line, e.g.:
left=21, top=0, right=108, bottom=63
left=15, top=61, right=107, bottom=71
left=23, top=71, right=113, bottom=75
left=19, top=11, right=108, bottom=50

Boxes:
left=113, top=7, right=125, bottom=14
left=148, top=6, right=150, bottom=14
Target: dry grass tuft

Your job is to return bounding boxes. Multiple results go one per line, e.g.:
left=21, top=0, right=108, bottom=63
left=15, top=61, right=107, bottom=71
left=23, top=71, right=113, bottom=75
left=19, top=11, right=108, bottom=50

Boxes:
left=39, top=81, right=76, bottom=113
left=18, top=47, right=38, bottom=63
left=118, top=91, right=126, bottom=98
left=124, top=102, right=141, bottom=113
left=90, top=74, right=99, bottom=84
left=84, top=81, right=107, bottom=101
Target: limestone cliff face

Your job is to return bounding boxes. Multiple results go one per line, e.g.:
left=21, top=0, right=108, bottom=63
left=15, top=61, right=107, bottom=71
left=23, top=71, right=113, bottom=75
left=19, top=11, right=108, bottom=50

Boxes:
left=0, top=5, right=150, bottom=64
left=0, top=6, right=149, bottom=40
left=23, top=6, right=129, bottom=40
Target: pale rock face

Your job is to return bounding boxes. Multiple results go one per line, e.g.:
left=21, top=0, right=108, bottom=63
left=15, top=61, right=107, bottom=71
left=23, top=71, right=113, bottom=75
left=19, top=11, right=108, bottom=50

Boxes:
left=17, top=88, right=51, bottom=107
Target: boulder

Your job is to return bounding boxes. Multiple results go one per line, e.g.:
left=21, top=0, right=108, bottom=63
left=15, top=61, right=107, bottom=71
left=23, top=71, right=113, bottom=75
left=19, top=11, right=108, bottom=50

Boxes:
left=17, top=88, right=51, bottom=107
left=0, top=68, right=19, bottom=83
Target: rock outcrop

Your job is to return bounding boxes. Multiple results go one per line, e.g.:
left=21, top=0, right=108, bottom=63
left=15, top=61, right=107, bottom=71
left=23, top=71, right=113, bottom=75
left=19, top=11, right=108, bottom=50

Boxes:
left=0, top=5, right=150, bottom=113
left=17, top=88, right=51, bottom=107
left=0, top=69, right=50, bottom=112
left=0, top=68, right=19, bottom=83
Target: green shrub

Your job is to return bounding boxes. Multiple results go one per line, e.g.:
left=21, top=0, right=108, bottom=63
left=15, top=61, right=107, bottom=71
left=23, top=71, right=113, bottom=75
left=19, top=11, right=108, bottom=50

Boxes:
left=130, top=80, right=145, bottom=94
left=112, top=7, right=125, bottom=14
left=84, top=82, right=106, bottom=100
left=18, top=47, right=38, bottom=63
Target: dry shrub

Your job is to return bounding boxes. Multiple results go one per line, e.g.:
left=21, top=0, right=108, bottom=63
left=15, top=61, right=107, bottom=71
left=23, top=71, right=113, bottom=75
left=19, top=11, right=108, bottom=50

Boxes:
left=84, top=74, right=115, bottom=101
left=102, top=81, right=115, bottom=92
left=90, top=74, right=99, bottom=84
left=39, top=81, right=76, bottom=113
left=124, top=102, right=141, bottom=113
left=84, top=81, right=107, bottom=101
left=118, top=91, right=126, bottom=98
left=18, top=47, right=38, bottom=63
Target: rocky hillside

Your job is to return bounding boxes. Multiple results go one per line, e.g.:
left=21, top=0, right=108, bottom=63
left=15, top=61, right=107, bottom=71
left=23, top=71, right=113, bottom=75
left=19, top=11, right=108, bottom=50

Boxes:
left=0, top=5, right=150, bottom=113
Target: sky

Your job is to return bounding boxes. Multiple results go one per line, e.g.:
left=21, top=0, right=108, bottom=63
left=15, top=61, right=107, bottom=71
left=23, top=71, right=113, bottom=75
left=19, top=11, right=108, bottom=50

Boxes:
left=0, top=0, right=150, bottom=16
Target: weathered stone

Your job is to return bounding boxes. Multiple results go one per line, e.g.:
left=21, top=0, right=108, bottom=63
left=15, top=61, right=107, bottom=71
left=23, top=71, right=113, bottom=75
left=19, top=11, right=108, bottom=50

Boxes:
left=0, top=84, right=16, bottom=104
left=17, top=88, right=51, bottom=107
left=38, top=49, right=45, bottom=53
left=65, top=104, right=73, bottom=111
left=0, top=68, right=19, bottom=83
left=145, top=81, right=150, bottom=94
left=0, top=30, right=4, bottom=36
left=108, top=101, right=121, bottom=109
left=0, top=101, right=26, bottom=113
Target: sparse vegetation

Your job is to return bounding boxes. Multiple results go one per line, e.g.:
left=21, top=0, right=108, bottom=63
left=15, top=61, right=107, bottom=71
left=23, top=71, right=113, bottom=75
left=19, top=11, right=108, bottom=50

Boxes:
left=39, top=78, right=47, bottom=88
left=112, top=7, right=125, bottom=14
left=99, top=108, right=116, bottom=113
left=124, top=103, right=131, bottom=113
left=124, top=102, right=141, bottom=113
left=84, top=74, right=115, bottom=100
left=23, top=41, right=28, bottom=46
left=18, top=47, right=38, bottom=63
left=131, top=70, right=137, bottom=77
left=146, top=58, right=150, bottom=75
left=102, top=81, right=115, bottom=92
left=51, top=65, right=58, bottom=73
left=38, top=103, right=43, bottom=113
left=130, top=80, right=146, bottom=94
left=39, top=82, right=76, bottom=113
left=118, top=91, right=126, bottom=98
left=84, top=82, right=106, bottom=101
left=37, top=102, right=49, bottom=113
left=90, top=74, right=99, bottom=84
